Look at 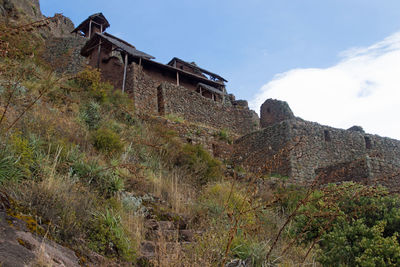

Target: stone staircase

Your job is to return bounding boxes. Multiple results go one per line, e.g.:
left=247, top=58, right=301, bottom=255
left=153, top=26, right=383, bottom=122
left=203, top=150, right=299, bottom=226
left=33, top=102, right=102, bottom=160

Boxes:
left=138, top=218, right=195, bottom=265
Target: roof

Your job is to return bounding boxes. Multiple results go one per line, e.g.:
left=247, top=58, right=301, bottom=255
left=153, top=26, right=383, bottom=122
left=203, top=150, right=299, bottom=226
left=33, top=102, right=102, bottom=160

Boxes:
left=197, top=83, right=225, bottom=95
left=81, top=32, right=155, bottom=60
left=72, top=13, right=110, bottom=34
left=167, top=57, right=228, bottom=83
left=141, top=58, right=225, bottom=88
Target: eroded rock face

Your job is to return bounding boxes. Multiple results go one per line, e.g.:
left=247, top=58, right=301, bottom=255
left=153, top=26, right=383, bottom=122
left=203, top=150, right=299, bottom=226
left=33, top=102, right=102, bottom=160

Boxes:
left=0, top=0, right=43, bottom=21
left=0, top=0, right=75, bottom=39
left=260, top=98, right=295, bottom=128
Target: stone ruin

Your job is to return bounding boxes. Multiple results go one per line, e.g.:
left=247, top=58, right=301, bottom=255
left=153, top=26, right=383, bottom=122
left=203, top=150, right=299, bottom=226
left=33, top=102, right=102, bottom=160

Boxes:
left=39, top=11, right=400, bottom=190
left=260, top=99, right=294, bottom=127
left=234, top=98, right=400, bottom=190
left=53, top=13, right=260, bottom=136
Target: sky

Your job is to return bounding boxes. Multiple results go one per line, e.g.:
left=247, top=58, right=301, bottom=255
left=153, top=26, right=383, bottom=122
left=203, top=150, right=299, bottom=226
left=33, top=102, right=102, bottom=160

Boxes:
left=40, top=0, right=400, bottom=139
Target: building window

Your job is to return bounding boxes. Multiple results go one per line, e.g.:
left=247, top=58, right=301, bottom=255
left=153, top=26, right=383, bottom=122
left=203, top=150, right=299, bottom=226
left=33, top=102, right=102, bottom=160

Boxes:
left=267, top=108, right=271, bottom=113
left=365, top=136, right=372, bottom=149
left=324, top=130, right=331, bottom=142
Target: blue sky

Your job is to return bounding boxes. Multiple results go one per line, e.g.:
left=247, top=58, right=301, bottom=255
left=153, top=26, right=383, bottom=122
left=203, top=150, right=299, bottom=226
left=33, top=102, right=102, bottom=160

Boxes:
left=40, top=1, right=400, bottom=139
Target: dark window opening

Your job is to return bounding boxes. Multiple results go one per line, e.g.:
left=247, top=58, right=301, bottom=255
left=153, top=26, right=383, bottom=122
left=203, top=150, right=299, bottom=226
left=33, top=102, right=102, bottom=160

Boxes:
left=157, top=85, right=165, bottom=115
left=267, top=108, right=271, bottom=113
left=365, top=136, right=372, bottom=149
left=324, top=130, right=331, bottom=142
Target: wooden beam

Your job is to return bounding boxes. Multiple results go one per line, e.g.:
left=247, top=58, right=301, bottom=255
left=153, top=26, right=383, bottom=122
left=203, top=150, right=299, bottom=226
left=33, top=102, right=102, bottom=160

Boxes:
left=89, top=20, right=92, bottom=38
left=96, top=40, right=101, bottom=69
left=176, top=71, right=180, bottom=86
left=122, top=53, right=128, bottom=93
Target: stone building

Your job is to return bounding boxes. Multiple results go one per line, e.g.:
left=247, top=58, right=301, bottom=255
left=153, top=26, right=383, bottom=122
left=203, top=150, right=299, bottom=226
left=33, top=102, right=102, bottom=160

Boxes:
left=234, top=99, right=400, bottom=190
left=76, top=13, right=259, bottom=135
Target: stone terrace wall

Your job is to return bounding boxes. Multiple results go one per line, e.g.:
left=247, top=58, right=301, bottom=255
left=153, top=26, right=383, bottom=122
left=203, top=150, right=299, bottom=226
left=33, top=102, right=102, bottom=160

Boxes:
left=286, top=119, right=400, bottom=184
left=128, top=63, right=260, bottom=136
left=233, top=120, right=293, bottom=176
left=315, top=158, right=371, bottom=185
left=42, top=36, right=86, bottom=74
left=160, top=82, right=259, bottom=136
left=234, top=118, right=400, bottom=188
left=140, top=114, right=233, bottom=161
left=129, top=63, right=159, bottom=114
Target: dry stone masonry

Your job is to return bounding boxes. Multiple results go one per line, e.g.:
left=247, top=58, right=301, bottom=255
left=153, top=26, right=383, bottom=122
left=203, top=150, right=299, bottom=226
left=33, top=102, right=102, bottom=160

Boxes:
left=234, top=99, right=400, bottom=190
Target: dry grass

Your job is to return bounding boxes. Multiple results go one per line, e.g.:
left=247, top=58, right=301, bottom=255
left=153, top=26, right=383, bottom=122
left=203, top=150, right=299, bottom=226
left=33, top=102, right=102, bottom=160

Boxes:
left=148, top=168, right=195, bottom=215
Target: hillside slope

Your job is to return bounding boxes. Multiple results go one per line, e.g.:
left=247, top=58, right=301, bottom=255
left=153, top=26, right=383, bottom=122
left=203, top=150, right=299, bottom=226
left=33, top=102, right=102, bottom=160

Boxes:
left=1, top=1, right=400, bottom=266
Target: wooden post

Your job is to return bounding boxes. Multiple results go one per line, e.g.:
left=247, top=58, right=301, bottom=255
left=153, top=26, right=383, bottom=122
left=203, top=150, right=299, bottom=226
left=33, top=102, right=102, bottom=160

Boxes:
left=139, top=57, right=142, bottom=67
left=176, top=71, right=180, bottom=86
left=122, top=53, right=128, bottom=93
left=89, top=20, right=92, bottom=38
left=100, top=24, right=103, bottom=33
left=97, top=40, right=101, bottom=69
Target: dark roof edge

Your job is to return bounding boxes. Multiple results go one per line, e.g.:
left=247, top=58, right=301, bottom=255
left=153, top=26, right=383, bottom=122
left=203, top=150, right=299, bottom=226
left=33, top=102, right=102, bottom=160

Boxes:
left=80, top=32, right=155, bottom=59
left=71, top=13, right=110, bottom=34
left=142, top=58, right=225, bottom=87
left=167, top=57, right=228, bottom=82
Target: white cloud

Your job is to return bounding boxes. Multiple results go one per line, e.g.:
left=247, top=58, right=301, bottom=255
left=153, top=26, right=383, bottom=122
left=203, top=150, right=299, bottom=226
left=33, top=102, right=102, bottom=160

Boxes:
left=250, top=31, right=400, bottom=140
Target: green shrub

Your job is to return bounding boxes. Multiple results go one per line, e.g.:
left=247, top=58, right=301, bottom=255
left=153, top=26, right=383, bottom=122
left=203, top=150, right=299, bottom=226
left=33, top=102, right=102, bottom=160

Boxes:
left=10, top=176, right=98, bottom=244
left=71, top=160, right=124, bottom=197
left=81, top=101, right=101, bottom=130
left=88, top=209, right=135, bottom=261
left=215, top=129, right=233, bottom=144
left=91, top=128, right=123, bottom=156
left=76, top=67, right=113, bottom=103
left=176, top=144, right=222, bottom=185
left=0, top=152, right=23, bottom=184
left=293, top=182, right=400, bottom=266
left=9, top=133, right=34, bottom=177
left=197, top=181, right=256, bottom=225
left=230, top=236, right=268, bottom=266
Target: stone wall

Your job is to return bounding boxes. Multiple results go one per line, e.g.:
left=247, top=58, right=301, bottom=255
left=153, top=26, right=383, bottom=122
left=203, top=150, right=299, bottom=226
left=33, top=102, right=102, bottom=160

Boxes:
left=42, top=36, right=86, bottom=74
left=234, top=118, right=400, bottom=189
left=128, top=63, right=260, bottom=136
left=140, top=114, right=233, bottom=161
left=129, top=63, right=159, bottom=114
left=315, top=158, right=370, bottom=185
left=160, top=82, right=259, bottom=136
left=233, top=120, right=292, bottom=176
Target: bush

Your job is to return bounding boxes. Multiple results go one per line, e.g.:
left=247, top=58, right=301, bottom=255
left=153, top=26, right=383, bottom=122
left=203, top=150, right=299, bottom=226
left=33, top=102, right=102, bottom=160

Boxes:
left=0, top=151, right=23, bottom=184
left=81, top=101, right=101, bottom=130
left=76, top=67, right=113, bottom=103
left=88, top=209, right=135, bottom=261
left=91, top=128, right=124, bottom=156
left=9, top=176, right=98, bottom=243
left=9, top=133, right=34, bottom=177
left=197, top=181, right=256, bottom=225
left=215, top=129, right=233, bottom=144
left=71, top=160, right=124, bottom=196
left=176, top=144, right=222, bottom=185
left=293, top=182, right=400, bottom=266
left=230, top=236, right=268, bottom=265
